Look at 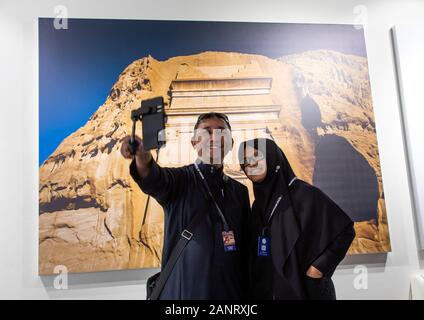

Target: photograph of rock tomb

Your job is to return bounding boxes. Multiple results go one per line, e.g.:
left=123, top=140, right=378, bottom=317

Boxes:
left=39, top=19, right=390, bottom=274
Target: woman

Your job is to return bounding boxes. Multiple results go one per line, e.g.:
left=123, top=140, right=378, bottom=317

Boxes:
left=238, top=138, right=355, bottom=300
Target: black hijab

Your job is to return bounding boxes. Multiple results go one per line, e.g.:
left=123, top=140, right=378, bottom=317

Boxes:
left=239, top=138, right=300, bottom=269
left=239, top=138, right=296, bottom=220
left=239, top=138, right=353, bottom=282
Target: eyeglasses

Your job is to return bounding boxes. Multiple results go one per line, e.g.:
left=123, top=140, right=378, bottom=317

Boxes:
left=195, top=112, right=232, bottom=131
left=197, top=112, right=229, bottom=121
left=241, top=152, right=265, bottom=167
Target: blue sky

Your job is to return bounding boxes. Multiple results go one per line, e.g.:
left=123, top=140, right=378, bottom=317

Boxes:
left=39, top=18, right=367, bottom=165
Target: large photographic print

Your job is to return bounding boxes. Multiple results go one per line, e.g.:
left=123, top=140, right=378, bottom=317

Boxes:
left=39, top=19, right=390, bottom=275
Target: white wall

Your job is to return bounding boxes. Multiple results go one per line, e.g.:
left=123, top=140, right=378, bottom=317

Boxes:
left=1, top=0, right=423, bottom=300
left=392, top=25, right=424, bottom=251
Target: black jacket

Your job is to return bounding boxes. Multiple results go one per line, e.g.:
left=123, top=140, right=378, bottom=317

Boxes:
left=239, top=138, right=355, bottom=300
left=130, top=159, right=250, bottom=300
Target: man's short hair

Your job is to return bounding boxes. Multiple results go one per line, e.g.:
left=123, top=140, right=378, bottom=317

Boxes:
left=193, top=112, right=232, bottom=131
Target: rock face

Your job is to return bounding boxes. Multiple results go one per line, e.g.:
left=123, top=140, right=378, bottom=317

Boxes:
left=39, top=50, right=391, bottom=275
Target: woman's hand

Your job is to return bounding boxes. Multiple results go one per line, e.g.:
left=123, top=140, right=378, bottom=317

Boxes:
left=306, top=265, right=323, bottom=278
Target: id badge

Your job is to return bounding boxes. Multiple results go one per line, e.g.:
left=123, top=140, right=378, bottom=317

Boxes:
left=257, top=236, right=270, bottom=256
left=222, top=230, right=237, bottom=252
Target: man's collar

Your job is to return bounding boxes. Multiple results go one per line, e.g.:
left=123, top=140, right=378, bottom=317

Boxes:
left=195, top=159, right=224, bottom=177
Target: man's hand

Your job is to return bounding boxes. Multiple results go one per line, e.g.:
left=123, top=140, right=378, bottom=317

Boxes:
left=306, top=265, right=323, bottom=278
left=120, top=135, right=153, bottom=178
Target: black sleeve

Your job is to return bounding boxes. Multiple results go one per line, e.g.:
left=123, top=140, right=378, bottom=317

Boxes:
left=312, top=222, right=356, bottom=277
left=129, top=159, right=186, bottom=206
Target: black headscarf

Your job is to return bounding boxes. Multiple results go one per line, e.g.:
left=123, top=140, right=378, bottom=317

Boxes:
left=239, top=138, right=301, bottom=270
left=239, top=138, right=354, bottom=288
left=239, top=138, right=296, bottom=220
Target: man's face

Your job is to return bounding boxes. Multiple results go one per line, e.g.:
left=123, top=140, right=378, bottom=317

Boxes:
left=191, top=117, right=233, bottom=165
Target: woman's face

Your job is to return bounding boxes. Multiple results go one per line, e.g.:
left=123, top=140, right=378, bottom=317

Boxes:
left=242, top=145, right=267, bottom=183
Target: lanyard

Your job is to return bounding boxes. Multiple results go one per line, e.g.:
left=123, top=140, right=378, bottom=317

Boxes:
left=194, top=162, right=230, bottom=231
left=260, top=176, right=297, bottom=236
left=288, top=176, right=297, bottom=187
left=261, top=195, right=282, bottom=236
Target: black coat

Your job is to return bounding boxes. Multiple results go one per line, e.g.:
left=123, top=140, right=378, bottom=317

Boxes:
left=130, top=159, right=250, bottom=300
left=239, top=138, right=355, bottom=300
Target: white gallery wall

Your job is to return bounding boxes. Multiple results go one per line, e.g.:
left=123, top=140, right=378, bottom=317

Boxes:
left=0, top=0, right=423, bottom=299
left=392, top=25, right=424, bottom=250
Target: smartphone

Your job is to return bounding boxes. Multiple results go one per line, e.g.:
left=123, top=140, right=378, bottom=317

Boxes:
left=140, top=96, right=166, bottom=150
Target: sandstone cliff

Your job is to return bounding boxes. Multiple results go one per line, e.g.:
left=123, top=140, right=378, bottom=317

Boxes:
left=39, top=50, right=390, bottom=274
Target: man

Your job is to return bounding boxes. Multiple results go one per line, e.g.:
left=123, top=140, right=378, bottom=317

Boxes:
left=120, top=112, right=250, bottom=299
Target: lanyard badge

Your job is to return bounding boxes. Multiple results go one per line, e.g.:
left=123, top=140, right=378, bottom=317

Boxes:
left=194, top=163, right=236, bottom=252
left=222, top=230, right=237, bottom=252
left=257, top=195, right=283, bottom=257
left=257, top=235, right=270, bottom=256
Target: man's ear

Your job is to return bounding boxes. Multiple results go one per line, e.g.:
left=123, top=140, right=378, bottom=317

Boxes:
left=191, top=135, right=198, bottom=149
